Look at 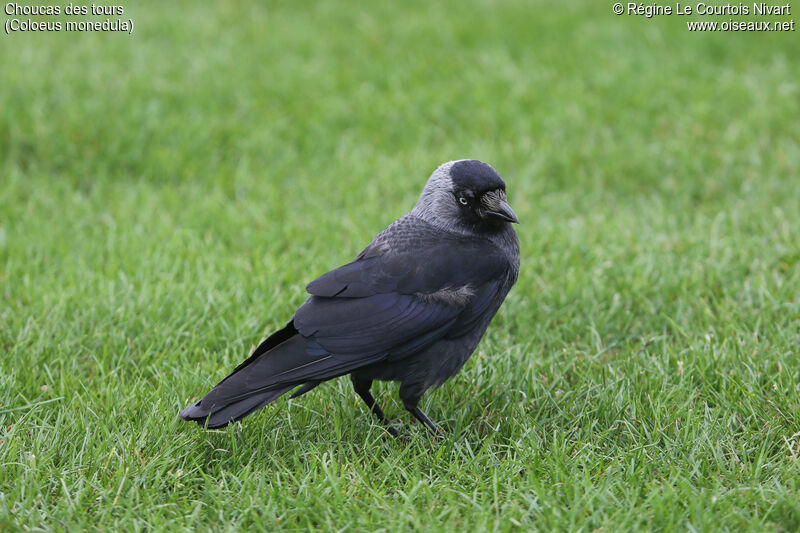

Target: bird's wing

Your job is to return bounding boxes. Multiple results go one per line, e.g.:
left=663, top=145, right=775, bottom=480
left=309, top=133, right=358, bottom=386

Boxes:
left=294, top=217, right=510, bottom=365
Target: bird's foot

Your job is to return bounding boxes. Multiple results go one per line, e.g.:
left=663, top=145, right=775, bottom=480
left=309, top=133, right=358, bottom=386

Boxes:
left=382, top=422, right=414, bottom=442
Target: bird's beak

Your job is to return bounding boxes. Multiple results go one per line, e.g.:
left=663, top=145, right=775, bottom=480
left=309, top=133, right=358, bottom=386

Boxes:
left=487, top=200, right=519, bottom=224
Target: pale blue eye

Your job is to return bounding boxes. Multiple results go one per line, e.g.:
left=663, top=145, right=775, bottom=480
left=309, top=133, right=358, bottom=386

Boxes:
left=459, top=197, right=468, bottom=206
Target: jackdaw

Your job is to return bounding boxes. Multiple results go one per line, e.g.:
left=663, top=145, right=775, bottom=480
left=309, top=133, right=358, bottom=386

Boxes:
left=179, top=159, right=520, bottom=435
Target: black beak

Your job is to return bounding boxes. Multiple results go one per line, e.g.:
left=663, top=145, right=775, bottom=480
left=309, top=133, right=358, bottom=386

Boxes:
left=487, top=199, right=519, bottom=224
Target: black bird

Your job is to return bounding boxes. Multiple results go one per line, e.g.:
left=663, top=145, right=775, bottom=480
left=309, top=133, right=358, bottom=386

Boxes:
left=179, top=160, right=520, bottom=435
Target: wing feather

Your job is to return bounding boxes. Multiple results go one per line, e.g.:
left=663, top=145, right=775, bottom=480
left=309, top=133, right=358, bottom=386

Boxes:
left=293, top=216, right=512, bottom=367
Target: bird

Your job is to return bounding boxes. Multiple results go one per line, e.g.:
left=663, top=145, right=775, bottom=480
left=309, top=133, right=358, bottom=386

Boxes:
left=179, top=159, right=520, bottom=436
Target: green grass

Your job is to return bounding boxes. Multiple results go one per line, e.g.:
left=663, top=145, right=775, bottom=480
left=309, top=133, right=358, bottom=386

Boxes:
left=2, top=1, right=799, bottom=530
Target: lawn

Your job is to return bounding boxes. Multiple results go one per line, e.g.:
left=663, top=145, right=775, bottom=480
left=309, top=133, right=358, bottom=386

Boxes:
left=2, top=1, right=799, bottom=530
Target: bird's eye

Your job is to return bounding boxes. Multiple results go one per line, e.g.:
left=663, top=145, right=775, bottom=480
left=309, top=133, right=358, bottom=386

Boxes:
left=458, top=197, right=468, bottom=206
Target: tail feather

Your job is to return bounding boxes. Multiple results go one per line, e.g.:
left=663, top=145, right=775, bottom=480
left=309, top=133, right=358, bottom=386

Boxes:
left=179, top=385, right=294, bottom=428
left=179, top=321, right=350, bottom=428
left=289, top=380, right=322, bottom=399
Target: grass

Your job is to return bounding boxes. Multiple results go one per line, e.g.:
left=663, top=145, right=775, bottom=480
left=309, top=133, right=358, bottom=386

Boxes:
left=1, top=1, right=799, bottom=530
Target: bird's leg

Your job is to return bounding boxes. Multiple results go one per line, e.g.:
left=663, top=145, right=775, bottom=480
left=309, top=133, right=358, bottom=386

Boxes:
left=405, top=405, right=443, bottom=436
left=399, top=383, right=443, bottom=436
left=351, top=375, right=400, bottom=437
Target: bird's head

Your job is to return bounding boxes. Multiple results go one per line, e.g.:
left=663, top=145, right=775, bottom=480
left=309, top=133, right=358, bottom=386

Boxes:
left=413, top=160, right=518, bottom=233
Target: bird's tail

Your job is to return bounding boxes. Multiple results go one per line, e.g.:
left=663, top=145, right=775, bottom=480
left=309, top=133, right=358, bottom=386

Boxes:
left=179, top=321, right=318, bottom=428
